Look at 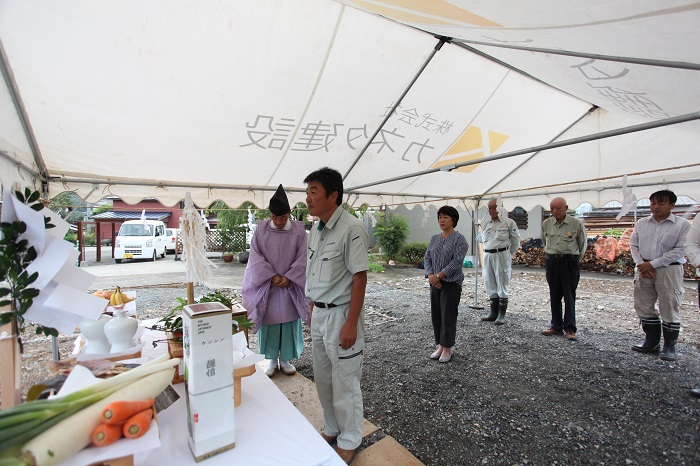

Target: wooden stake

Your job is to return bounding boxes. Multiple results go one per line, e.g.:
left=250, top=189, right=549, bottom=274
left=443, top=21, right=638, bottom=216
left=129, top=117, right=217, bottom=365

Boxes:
left=0, top=311, right=21, bottom=409
left=187, top=282, right=195, bottom=305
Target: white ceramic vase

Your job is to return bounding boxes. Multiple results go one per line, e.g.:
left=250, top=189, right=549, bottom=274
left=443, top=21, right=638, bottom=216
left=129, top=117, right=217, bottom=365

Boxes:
left=104, top=310, right=138, bottom=353
left=80, top=314, right=113, bottom=354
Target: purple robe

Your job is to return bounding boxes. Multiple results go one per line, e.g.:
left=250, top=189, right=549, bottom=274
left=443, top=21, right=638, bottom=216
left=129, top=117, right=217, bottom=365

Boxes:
left=241, top=219, right=310, bottom=333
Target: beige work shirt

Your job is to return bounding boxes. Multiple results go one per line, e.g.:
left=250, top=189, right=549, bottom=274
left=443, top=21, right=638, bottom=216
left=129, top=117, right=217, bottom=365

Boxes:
left=305, top=206, right=369, bottom=305
left=542, top=214, right=587, bottom=261
left=480, top=215, right=521, bottom=252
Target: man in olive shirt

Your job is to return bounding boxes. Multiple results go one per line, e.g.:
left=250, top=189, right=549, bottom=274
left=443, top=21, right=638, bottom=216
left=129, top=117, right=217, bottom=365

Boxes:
left=304, top=167, right=369, bottom=465
left=541, top=197, right=587, bottom=340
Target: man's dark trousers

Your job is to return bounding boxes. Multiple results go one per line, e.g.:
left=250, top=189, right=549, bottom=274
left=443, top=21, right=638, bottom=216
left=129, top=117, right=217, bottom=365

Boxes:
left=545, top=255, right=579, bottom=333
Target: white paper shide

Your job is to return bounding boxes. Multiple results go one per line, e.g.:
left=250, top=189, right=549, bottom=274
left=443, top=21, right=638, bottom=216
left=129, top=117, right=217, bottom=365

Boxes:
left=1, top=188, right=104, bottom=334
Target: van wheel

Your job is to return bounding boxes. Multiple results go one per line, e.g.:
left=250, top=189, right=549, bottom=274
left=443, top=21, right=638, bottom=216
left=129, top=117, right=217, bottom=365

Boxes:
left=115, top=259, right=122, bottom=264
left=152, top=250, right=157, bottom=261
left=161, top=247, right=166, bottom=258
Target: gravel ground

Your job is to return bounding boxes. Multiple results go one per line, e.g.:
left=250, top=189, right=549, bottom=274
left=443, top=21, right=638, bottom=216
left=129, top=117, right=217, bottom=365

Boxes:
left=11, top=268, right=700, bottom=466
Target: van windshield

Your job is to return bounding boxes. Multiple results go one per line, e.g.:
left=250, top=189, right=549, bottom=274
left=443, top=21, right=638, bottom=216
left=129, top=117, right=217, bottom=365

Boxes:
left=119, top=224, right=153, bottom=236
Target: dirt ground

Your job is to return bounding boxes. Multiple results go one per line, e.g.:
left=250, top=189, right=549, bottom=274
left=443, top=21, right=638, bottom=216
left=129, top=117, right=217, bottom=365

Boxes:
left=7, top=266, right=700, bottom=465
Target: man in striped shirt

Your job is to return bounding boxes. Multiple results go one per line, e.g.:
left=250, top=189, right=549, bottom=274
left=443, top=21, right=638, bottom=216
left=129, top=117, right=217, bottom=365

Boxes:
left=630, top=190, right=691, bottom=361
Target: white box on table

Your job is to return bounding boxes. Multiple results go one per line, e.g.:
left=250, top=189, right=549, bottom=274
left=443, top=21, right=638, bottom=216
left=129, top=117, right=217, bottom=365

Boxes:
left=185, top=388, right=235, bottom=462
left=182, top=302, right=235, bottom=461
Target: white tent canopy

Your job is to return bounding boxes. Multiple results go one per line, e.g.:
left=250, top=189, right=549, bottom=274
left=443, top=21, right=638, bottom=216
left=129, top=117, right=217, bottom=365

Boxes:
left=1, top=0, right=699, bottom=210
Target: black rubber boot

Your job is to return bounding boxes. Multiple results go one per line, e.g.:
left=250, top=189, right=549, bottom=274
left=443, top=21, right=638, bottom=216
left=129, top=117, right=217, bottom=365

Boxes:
left=481, top=298, right=499, bottom=321
left=495, top=298, right=508, bottom=325
left=632, top=317, right=661, bottom=353
left=659, top=322, right=680, bottom=361
left=690, top=389, right=700, bottom=399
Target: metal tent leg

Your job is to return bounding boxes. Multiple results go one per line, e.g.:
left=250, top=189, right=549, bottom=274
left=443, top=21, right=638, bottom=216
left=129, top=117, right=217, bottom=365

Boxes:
left=466, top=203, right=484, bottom=310
left=52, top=335, right=60, bottom=361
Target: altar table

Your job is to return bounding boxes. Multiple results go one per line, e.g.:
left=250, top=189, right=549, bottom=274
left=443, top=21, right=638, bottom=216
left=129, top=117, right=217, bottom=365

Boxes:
left=132, top=326, right=345, bottom=465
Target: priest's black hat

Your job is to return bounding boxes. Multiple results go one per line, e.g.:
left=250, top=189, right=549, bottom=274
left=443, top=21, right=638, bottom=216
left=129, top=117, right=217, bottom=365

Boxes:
left=269, top=184, right=291, bottom=216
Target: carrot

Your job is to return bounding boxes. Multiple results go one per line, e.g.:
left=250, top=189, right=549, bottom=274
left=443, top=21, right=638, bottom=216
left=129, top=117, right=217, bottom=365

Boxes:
left=122, top=408, right=154, bottom=439
left=101, top=398, right=155, bottom=424
left=92, top=423, right=123, bottom=447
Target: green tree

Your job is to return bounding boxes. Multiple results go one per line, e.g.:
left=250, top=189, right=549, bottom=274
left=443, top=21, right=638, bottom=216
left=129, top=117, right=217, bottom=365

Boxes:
left=91, top=204, right=112, bottom=216
left=342, top=203, right=357, bottom=218
left=292, top=202, right=309, bottom=224
left=373, top=213, right=409, bottom=261
left=208, top=201, right=256, bottom=253
left=356, top=203, right=370, bottom=217
left=48, top=191, right=98, bottom=222
left=400, top=242, right=428, bottom=264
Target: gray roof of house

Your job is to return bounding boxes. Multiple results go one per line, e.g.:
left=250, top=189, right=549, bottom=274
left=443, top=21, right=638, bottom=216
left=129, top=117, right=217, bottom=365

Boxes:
left=90, top=211, right=171, bottom=221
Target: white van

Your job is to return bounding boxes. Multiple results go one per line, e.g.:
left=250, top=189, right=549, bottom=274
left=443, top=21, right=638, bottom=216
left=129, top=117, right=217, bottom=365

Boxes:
left=114, top=220, right=168, bottom=263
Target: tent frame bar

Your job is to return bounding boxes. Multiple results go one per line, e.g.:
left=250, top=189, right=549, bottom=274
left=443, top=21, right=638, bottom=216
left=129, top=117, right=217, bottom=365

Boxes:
left=452, top=38, right=700, bottom=71
left=497, top=176, right=700, bottom=202
left=480, top=107, right=597, bottom=197
left=0, top=39, right=49, bottom=196
left=0, top=149, right=41, bottom=178
left=347, top=111, right=700, bottom=191
left=51, top=171, right=699, bottom=207
left=343, top=36, right=450, bottom=181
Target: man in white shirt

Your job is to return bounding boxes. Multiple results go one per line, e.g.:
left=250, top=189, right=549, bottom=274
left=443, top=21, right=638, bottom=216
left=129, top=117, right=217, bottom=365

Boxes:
left=479, top=198, right=520, bottom=325
left=684, top=213, right=700, bottom=397
left=630, top=190, right=691, bottom=361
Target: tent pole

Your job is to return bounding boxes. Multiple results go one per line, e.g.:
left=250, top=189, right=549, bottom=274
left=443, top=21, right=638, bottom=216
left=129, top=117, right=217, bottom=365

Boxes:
left=453, top=39, right=700, bottom=71
left=348, top=111, right=700, bottom=191
left=0, top=39, right=50, bottom=197
left=343, top=36, right=450, bottom=181
left=468, top=198, right=484, bottom=310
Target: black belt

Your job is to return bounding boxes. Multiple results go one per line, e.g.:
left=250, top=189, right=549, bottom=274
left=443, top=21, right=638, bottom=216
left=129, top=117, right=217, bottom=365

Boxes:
left=315, top=302, right=337, bottom=308
left=485, top=247, right=509, bottom=253
left=642, top=259, right=680, bottom=266
left=547, top=253, right=578, bottom=259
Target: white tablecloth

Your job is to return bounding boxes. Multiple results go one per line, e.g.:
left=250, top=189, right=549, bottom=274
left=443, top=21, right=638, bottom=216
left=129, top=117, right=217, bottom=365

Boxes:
left=133, top=325, right=345, bottom=466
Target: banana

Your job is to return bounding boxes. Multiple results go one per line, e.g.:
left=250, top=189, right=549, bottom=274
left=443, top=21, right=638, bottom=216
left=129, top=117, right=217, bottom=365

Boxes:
left=109, top=289, right=118, bottom=306
left=114, top=286, right=124, bottom=305
left=106, top=286, right=134, bottom=306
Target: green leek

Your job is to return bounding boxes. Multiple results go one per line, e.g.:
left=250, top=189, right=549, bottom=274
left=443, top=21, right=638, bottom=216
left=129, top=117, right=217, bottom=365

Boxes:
left=0, top=354, right=176, bottom=462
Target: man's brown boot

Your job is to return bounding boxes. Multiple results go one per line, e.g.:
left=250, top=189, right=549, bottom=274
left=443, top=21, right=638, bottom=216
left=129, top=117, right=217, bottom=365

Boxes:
left=334, top=446, right=357, bottom=465
left=319, top=431, right=337, bottom=445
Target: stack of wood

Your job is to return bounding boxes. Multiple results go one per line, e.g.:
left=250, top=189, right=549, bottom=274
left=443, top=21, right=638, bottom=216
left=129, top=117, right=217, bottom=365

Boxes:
left=512, top=238, right=546, bottom=267
left=684, top=261, right=697, bottom=279
left=511, top=238, right=697, bottom=279
left=512, top=247, right=545, bottom=267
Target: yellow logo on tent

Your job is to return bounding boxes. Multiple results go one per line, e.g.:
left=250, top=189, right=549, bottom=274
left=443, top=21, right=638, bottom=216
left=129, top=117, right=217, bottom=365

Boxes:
left=433, top=126, right=509, bottom=173
left=350, top=0, right=502, bottom=27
